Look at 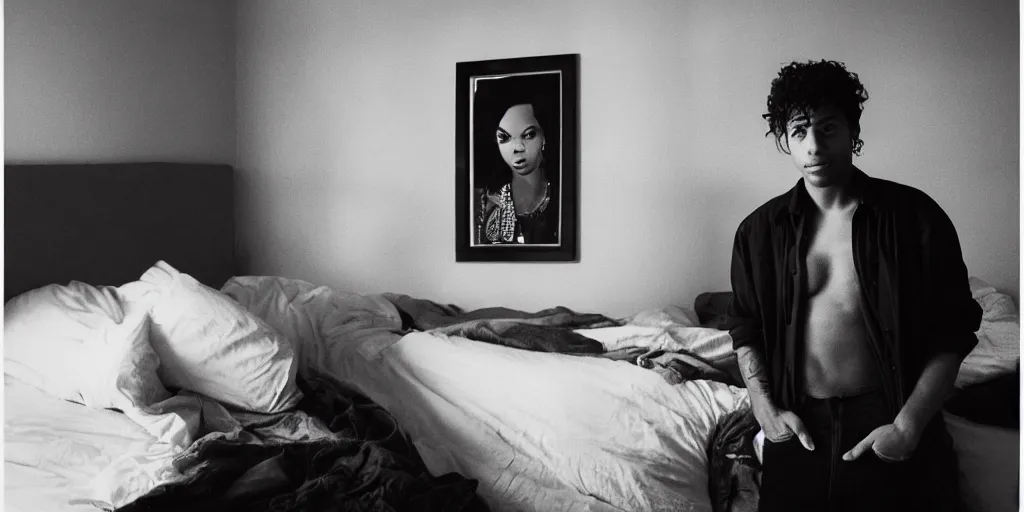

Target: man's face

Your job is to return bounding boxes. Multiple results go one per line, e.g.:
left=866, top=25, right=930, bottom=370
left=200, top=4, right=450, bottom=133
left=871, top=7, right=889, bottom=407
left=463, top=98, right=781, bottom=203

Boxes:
left=496, top=104, right=545, bottom=177
left=785, top=104, right=854, bottom=188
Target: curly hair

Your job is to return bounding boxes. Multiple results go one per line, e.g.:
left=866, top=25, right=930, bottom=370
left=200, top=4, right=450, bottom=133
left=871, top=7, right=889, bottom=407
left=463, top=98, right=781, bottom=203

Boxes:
left=763, top=60, right=869, bottom=155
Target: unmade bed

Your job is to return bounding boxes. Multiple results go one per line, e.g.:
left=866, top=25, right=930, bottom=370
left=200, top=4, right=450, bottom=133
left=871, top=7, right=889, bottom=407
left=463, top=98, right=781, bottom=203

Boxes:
left=4, top=162, right=1019, bottom=512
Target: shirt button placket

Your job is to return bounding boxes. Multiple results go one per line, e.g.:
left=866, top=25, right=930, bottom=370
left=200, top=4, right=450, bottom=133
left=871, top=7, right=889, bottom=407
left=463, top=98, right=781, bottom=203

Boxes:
left=881, top=325, right=895, bottom=372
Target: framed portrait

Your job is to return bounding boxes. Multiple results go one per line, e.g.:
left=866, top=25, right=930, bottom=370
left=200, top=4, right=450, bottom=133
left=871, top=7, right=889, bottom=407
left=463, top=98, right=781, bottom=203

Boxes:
left=455, top=53, right=580, bottom=262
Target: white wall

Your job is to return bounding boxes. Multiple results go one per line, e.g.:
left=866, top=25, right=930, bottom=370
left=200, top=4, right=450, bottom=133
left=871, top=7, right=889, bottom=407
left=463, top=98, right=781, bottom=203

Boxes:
left=5, top=0, right=236, bottom=164
left=237, top=0, right=1018, bottom=317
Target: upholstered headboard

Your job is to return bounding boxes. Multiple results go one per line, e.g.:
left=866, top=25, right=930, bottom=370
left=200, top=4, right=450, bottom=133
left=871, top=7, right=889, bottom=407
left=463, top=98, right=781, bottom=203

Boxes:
left=4, top=162, right=236, bottom=301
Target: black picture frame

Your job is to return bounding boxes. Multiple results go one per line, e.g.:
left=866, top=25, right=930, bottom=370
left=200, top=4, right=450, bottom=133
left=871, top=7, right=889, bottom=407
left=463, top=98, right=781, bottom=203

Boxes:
left=455, top=53, right=580, bottom=262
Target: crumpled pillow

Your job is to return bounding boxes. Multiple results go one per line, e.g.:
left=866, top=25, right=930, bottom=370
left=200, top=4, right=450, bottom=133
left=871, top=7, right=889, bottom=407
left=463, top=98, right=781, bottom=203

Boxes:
left=79, top=312, right=172, bottom=411
left=4, top=281, right=172, bottom=414
left=956, top=277, right=1020, bottom=388
left=138, top=261, right=304, bottom=413
left=4, top=281, right=125, bottom=403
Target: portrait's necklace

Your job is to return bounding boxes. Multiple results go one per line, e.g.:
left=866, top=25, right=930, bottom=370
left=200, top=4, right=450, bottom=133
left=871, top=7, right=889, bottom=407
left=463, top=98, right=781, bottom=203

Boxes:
left=518, top=180, right=551, bottom=219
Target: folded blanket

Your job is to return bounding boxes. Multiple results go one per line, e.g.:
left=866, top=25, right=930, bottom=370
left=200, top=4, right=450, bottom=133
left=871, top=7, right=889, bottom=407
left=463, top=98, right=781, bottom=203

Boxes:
left=117, top=372, right=487, bottom=512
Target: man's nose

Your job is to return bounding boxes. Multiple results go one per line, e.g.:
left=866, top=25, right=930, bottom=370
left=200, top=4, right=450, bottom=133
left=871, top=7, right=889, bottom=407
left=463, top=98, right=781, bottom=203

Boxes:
left=806, top=130, right=824, bottom=154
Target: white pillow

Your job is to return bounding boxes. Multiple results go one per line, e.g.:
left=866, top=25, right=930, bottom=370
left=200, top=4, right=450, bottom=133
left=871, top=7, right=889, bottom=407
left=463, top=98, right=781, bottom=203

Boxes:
left=79, top=312, right=172, bottom=411
left=4, top=281, right=125, bottom=403
left=140, top=261, right=303, bottom=413
left=956, top=277, right=1020, bottom=388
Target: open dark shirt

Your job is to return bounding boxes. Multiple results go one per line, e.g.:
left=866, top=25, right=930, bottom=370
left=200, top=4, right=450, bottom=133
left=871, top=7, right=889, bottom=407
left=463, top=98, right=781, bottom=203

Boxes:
left=726, top=169, right=982, bottom=421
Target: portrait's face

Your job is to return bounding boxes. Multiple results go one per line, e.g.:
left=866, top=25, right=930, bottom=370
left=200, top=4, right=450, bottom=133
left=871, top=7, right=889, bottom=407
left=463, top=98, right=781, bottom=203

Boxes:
left=496, top=104, right=545, bottom=177
left=785, top=103, right=854, bottom=188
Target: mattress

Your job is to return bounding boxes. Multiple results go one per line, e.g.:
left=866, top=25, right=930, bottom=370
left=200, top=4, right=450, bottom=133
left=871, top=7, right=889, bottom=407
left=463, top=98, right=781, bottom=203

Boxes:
left=4, top=376, right=180, bottom=512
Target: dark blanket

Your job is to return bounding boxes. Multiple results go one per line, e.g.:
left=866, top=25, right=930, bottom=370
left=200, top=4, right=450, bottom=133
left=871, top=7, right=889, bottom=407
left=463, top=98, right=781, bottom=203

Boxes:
left=118, top=373, right=487, bottom=512
left=384, top=293, right=618, bottom=354
left=384, top=293, right=743, bottom=388
left=707, top=407, right=761, bottom=512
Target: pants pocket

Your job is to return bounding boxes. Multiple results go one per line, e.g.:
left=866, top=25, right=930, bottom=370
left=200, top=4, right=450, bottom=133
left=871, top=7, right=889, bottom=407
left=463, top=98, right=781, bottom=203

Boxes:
left=760, top=435, right=828, bottom=510
left=761, top=434, right=802, bottom=468
left=873, top=448, right=910, bottom=463
left=763, top=430, right=795, bottom=444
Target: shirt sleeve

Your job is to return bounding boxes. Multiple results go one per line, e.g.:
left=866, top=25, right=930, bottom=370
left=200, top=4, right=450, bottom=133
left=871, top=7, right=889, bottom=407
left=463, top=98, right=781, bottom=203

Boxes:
left=921, top=199, right=983, bottom=360
left=726, top=222, right=765, bottom=351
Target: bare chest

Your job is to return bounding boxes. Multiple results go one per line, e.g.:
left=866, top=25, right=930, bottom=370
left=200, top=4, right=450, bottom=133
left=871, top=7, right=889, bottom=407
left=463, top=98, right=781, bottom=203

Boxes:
left=804, top=214, right=860, bottom=300
left=800, top=210, right=878, bottom=396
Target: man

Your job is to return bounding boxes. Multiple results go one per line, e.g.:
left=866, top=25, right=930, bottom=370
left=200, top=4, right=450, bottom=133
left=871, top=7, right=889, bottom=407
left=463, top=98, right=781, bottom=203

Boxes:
left=727, top=59, right=982, bottom=511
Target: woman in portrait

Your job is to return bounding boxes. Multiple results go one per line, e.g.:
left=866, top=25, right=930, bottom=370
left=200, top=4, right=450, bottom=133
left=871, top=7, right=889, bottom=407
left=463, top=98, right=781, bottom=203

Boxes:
left=473, top=74, right=561, bottom=245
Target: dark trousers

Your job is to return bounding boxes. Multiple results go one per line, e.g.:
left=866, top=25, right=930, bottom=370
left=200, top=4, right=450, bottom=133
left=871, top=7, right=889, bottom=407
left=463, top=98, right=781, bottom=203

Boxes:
left=759, top=390, right=962, bottom=512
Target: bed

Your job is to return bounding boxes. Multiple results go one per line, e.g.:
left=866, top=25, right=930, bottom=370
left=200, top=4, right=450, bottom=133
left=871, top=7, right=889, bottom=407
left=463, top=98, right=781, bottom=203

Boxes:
left=218, top=276, right=751, bottom=512
left=4, top=162, right=1018, bottom=512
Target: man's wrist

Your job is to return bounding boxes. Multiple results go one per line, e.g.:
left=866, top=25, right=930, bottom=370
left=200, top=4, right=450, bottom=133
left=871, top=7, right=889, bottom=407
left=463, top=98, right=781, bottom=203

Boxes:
left=893, top=411, right=925, bottom=439
left=751, top=399, right=780, bottom=421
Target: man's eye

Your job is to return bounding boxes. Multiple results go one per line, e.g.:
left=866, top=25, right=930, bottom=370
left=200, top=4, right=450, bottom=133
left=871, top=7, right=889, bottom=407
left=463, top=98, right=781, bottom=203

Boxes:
left=790, top=129, right=805, bottom=138
left=823, top=124, right=837, bottom=134
left=496, top=133, right=510, bottom=143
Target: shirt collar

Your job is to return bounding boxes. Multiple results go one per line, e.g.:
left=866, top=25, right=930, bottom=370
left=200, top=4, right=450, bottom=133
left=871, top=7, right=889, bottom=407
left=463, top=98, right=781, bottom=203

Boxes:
left=774, top=168, right=880, bottom=225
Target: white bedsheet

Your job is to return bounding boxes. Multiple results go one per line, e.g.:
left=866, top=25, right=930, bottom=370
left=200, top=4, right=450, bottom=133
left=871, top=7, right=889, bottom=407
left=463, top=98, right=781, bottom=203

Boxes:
left=3, top=377, right=183, bottom=512
left=222, top=276, right=750, bottom=512
left=335, top=332, right=748, bottom=512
